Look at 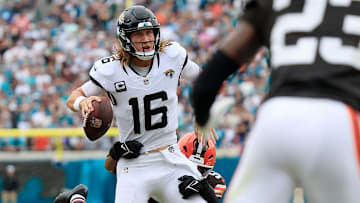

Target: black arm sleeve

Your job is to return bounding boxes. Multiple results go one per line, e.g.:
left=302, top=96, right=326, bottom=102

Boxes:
left=192, top=50, right=240, bottom=126
left=241, top=0, right=271, bottom=46
left=199, top=179, right=220, bottom=203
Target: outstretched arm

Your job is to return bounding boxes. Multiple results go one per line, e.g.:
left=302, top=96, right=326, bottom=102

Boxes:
left=192, top=21, right=262, bottom=127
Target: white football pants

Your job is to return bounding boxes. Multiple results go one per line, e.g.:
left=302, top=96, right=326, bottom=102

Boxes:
left=225, top=97, right=360, bottom=203
left=115, top=144, right=206, bottom=203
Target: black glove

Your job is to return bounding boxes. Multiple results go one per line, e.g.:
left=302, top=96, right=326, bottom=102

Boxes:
left=109, top=141, right=143, bottom=160
left=178, top=175, right=220, bottom=203
left=198, top=180, right=220, bottom=203
left=178, top=175, right=202, bottom=199
left=54, top=184, right=88, bottom=203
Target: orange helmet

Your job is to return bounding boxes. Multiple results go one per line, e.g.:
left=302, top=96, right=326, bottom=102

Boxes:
left=178, top=132, right=216, bottom=169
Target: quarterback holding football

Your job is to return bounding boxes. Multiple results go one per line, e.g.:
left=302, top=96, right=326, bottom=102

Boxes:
left=66, top=5, right=209, bottom=203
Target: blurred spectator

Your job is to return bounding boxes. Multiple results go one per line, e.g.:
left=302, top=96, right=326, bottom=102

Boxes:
left=0, top=0, right=269, bottom=151
left=1, top=165, right=19, bottom=203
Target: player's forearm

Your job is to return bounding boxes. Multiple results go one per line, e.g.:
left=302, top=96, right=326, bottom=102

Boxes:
left=104, top=155, right=117, bottom=174
left=66, top=88, right=86, bottom=112
left=192, top=22, right=261, bottom=126
left=220, top=21, right=261, bottom=65
left=192, top=50, right=239, bottom=126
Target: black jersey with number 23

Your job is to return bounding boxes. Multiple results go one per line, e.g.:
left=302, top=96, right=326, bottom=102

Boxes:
left=243, top=0, right=360, bottom=110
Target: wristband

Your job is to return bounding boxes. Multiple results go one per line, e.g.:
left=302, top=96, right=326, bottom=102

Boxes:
left=73, top=96, right=86, bottom=111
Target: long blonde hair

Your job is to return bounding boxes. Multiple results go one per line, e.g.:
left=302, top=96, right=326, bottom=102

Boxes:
left=113, top=40, right=172, bottom=66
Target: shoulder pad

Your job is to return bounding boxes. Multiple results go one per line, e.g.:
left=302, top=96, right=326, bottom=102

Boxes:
left=163, top=41, right=187, bottom=59
left=91, top=56, right=119, bottom=77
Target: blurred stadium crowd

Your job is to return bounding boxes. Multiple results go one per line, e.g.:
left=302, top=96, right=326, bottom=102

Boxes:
left=0, top=0, right=269, bottom=152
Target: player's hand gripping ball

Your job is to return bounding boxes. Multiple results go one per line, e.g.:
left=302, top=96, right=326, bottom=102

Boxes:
left=83, top=96, right=113, bottom=141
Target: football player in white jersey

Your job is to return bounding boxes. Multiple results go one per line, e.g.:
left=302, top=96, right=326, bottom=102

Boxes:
left=66, top=5, right=207, bottom=203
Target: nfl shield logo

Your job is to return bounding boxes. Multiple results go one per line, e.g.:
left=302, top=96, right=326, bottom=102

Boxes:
left=144, top=79, right=149, bottom=85
left=168, top=146, right=175, bottom=153
left=90, top=117, right=102, bottom=128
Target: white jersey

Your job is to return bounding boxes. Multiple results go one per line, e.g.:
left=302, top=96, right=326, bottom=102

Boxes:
left=86, top=42, right=199, bottom=152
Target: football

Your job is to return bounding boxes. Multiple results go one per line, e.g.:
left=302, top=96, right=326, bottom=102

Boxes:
left=83, top=96, right=113, bottom=141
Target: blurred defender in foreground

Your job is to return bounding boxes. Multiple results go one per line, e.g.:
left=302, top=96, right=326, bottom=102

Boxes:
left=66, top=5, right=208, bottom=203
left=192, top=1, right=360, bottom=203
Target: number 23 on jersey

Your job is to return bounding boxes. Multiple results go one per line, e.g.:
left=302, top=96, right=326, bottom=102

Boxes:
left=271, top=0, right=360, bottom=69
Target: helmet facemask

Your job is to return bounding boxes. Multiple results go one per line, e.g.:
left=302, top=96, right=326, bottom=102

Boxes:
left=189, top=140, right=215, bottom=169
left=116, top=6, right=161, bottom=61
left=128, top=28, right=160, bottom=61
left=131, top=40, right=156, bottom=60
left=178, top=132, right=217, bottom=175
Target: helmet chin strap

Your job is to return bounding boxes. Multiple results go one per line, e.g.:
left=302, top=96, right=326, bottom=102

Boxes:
left=189, top=139, right=214, bottom=169
left=131, top=41, right=156, bottom=61
left=134, top=50, right=155, bottom=60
